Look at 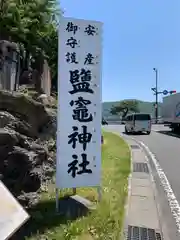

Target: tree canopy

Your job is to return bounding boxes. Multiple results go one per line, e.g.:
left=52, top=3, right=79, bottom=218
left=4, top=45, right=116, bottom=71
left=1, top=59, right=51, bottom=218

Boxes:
left=0, top=0, right=61, bottom=90
left=110, top=100, right=140, bottom=118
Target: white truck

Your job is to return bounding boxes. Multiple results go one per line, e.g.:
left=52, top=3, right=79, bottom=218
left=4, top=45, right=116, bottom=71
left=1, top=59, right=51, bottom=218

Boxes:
left=162, top=92, right=180, bottom=133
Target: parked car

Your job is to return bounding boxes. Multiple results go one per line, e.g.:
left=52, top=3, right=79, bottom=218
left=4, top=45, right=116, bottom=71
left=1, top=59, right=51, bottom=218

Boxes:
left=102, top=118, right=108, bottom=125
left=125, top=113, right=151, bottom=134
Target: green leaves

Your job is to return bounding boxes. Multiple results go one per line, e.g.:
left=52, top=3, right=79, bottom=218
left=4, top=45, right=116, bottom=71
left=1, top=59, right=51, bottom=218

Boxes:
left=0, top=0, right=60, bottom=89
left=110, top=100, right=140, bottom=116
left=1, top=0, right=60, bottom=82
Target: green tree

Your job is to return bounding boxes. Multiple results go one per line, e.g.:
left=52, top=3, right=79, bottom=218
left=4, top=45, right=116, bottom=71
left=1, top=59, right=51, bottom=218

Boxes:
left=110, top=100, right=140, bottom=118
left=0, top=0, right=60, bottom=91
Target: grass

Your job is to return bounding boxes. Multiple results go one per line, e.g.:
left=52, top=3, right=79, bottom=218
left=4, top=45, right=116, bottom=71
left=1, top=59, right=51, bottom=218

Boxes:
left=22, top=131, right=130, bottom=240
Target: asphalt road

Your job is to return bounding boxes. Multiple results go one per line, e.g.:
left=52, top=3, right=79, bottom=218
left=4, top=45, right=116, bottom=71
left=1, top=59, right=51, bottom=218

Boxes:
left=105, top=124, right=180, bottom=203
left=104, top=124, right=180, bottom=239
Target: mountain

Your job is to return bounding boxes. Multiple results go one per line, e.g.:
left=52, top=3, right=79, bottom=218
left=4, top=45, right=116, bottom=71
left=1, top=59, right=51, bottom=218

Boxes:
left=102, top=100, right=162, bottom=120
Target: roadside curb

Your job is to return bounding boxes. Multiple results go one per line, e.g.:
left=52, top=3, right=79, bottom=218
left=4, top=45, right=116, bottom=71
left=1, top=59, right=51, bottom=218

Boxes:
left=106, top=128, right=180, bottom=239
left=121, top=136, right=133, bottom=240
left=110, top=132, right=133, bottom=239
left=104, top=132, right=133, bottom=233
left=121, top=135, right=165, bottom=240
left=109, top=131, right=166, bottom=239
left=144, top=154, right=170, bottom=240
left=129, top=137, right=170, bottom=240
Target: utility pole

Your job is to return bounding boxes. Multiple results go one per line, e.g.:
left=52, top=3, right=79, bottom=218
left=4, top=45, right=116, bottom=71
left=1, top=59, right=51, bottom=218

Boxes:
left=153, top=68, right=158, bottom=124
left=151, top=69, right=176, bottom=124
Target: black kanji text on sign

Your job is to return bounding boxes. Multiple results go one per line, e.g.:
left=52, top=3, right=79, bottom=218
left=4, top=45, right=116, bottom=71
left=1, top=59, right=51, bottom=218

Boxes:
left=84, top=53, right=94, bottom=65
left=69, top=96, right=93, bottom=122
left=66, top=37, right=78, bottom=48
left=84, top=25, right=96, bottom=36
left=67, top=153, right=92, bottom=178
left=69, top=69, right=94, bottom=94
left=68, top=125, right=92, bottom=150
left=66, top=52, right=78, bottom=64
left=66, top=22, right=78, bottom=34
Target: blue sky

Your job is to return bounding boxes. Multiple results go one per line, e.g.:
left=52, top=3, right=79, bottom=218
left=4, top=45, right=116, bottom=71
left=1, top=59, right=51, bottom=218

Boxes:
left=60, top=0, right=180, bottom=102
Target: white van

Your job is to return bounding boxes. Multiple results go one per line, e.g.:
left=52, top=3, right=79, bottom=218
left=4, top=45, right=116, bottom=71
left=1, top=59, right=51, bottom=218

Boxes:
left=125, top=113, right=151, bottom=135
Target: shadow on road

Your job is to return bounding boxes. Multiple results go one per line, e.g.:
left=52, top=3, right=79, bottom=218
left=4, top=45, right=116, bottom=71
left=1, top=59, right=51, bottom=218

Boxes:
left=156, top=130, right=180, bottom=139
left=123, top=132, right=147, bottom=136
left=107, top=122, right=124, bottom=125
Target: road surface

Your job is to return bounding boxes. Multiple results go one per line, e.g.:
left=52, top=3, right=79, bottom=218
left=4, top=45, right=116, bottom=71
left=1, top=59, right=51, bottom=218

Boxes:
left=104, top=124, right=180, bottom=240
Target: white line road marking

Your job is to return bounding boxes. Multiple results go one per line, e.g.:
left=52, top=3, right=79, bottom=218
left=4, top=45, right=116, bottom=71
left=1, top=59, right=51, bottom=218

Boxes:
left=139, top=141, right=180, bottom=234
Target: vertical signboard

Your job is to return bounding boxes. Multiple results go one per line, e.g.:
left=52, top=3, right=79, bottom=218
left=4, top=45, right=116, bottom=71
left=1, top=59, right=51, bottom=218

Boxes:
left=56, top=17, right=102, bottom=189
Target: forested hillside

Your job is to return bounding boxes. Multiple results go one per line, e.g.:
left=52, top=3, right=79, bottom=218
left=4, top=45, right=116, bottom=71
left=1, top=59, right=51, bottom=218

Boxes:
left=102, top=100, right=162, bottom=119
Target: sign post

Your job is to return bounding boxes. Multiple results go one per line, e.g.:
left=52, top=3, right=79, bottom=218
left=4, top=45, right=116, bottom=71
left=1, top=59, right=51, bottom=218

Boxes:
left=163, top=90, right=168, bottom=95
left=56, top=17, right=102, bottom=210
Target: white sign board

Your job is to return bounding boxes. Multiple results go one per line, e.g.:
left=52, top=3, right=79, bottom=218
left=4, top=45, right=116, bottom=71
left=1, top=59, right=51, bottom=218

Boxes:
left=0, top=181, right=29, bottom=240
left=56, top=17, right=102, bottom=189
